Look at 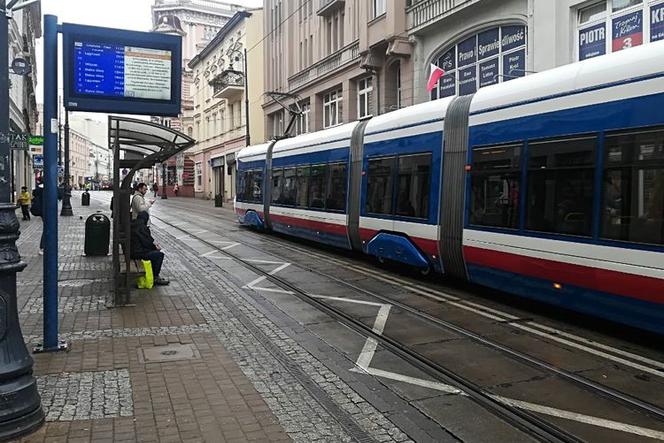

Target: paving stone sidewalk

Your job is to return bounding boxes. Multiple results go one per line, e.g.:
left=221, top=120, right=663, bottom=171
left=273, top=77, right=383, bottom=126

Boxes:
left=11, top=193, right=413, bottom=443
left=12, top=195, right=289, bottom=443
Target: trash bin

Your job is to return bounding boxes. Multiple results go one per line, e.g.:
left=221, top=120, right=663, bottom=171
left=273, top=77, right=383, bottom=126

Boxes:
left=81, top=191, right=90, bottom=206
left=214, top=193, right=223, bottom=207
left=84, top=212, right=110, bottom=256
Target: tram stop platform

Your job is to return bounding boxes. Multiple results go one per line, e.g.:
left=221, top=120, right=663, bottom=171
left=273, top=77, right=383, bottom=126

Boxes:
left=12, top=192, right=420, bottom=443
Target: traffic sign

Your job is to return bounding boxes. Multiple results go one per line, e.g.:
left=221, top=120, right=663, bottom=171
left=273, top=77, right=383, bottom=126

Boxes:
left=33, top=154, right=44, bottom=169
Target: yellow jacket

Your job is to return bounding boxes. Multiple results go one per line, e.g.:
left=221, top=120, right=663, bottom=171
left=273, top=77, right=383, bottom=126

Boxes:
left=18, top=191, right=31, bottom=205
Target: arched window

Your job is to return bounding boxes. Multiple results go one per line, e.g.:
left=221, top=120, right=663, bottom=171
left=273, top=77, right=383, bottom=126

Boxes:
left=430, top=25, right=527, bottom=100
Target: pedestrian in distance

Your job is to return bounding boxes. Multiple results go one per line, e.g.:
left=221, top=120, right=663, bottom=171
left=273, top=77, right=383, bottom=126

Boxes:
left=173, top=183, right=179, bottom=197
left=18, top=186, right=31, bottom=221
left=130, top=211, right=169, bottom=286
left=131, top=182, right=154, bottom=221
left=152, top=182, right=159, bottom=197
left=31, top=179, right=44, bottom=255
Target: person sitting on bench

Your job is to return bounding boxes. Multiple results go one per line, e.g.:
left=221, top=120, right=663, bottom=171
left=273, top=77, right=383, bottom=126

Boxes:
left=130, top=211, right=170, bottom=286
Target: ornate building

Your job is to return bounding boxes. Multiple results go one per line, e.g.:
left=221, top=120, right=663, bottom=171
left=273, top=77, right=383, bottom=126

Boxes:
left=151, top=0, right=243, bottom=196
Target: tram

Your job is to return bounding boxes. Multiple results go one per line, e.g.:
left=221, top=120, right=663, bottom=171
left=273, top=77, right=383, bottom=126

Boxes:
left=235, top=41, right=664, bottom=334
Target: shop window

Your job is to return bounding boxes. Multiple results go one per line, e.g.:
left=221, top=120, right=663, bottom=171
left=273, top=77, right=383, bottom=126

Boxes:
left=431, top=25, right=526, bottom=100
left=325, top=163, right=347, bottom=211
left=602, top=128, right=664, bottom=245
left=396, top=154, right=431, bottom=219
left=296, top=166, right=309, bottom=207
left=366, top=157, right=396, bottom=215
left=526, top=137, right=596, bottom=236
left=470, top=145, right=521, bottom=229
left=308, top=164, right=327, bottom=209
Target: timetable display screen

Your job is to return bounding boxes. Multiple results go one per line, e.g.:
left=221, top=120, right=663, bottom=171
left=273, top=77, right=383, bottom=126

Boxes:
left=63, top=23, right=182, bottom=116
left=74, top=43, right=172, bottom=101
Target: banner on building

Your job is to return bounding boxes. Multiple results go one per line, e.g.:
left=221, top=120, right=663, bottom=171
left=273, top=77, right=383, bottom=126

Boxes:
left=479, top=58, right=499, bottom=87
left=651, top=3, right=664, bottom=42
left=478, top=28, right=500, bottom=60
left=579, top=23, right=607, bottom=60
left=612, top=10, right=643, bottom=51
left=503, top=49, right=526, bottom=80
left=457, top=36, right=477, bottom=67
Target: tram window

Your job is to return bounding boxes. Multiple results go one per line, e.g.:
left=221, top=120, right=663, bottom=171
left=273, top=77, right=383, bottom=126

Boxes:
left=249, top=170, right=263, bottom=203
left=296, top=166, right=310, bottom=207
left=366, top=157, right=396, bottom=215
left=308, top=164, right=327, bottom=209
left=237, top=172, right=245, bottom=201
left=470, top=145, right=521, bottom=228
left=602, top=129, right=664, bottom=245
left=271, top=169, right=284, bottom=204
left=281, top=168, right=297, bottom=206
left=396, top=154, right=431, bottom=218
left=325, top=163, right=347, bottom=211
left=526, top=137, right=596, bottom=236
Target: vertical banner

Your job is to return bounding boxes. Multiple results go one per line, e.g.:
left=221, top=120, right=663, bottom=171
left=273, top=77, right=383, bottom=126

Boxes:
left=579, top=23, right=607, bottom=60
left=458, top=66, right=477, bottom=95
left=651, top=3, right=664, bottom=42
left=439, top=73, right=456, bottom=98
left=457, top=36, right=477, bottom=68
left=503, top=48, right=526, bottom=80
left=479, top=58, right=499, bottom=88
left=478, top=28, right=500, bottom=60
left=612, top=10, right=643, bottom=51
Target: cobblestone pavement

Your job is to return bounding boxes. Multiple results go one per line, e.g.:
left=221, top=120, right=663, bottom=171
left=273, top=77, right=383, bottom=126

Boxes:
left=11, top=193, right=417, bottom=443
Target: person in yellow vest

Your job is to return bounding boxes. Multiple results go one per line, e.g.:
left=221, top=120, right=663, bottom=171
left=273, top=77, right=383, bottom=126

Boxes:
left=18, top=186, right=31, bottom=221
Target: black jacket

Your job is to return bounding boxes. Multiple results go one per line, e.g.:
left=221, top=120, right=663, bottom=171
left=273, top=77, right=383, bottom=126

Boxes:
left=130, top=216, right=157, bottom=258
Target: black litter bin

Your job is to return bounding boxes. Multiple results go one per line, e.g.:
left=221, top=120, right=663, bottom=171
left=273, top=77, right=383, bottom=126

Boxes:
left=81, top=191, right=90, bottom=206
left=84, top=212, right=110, bottom=256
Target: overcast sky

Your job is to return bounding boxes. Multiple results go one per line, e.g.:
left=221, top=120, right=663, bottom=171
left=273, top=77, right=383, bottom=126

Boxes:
left=35, top=0, right=261, bottom=120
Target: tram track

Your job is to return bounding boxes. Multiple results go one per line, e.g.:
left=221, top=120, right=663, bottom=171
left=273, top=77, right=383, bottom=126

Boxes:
left=144, top=205, right=664, bottom=442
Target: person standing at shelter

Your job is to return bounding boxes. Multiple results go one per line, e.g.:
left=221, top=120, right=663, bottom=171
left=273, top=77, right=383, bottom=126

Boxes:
left=130, top=211, right=169, bottom=285
left=18, top=186, right=31, bottom=221
left=131, top=183, right=154, bottom=220
left=152, top=182, right=159, bottom=197
left=31, top=179, right=44, bottom=254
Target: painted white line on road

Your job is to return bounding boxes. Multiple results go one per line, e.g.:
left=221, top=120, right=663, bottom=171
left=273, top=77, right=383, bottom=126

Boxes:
left=493, top=396, right=664, bottom=440
left=355, top=337, right=379, bottom=371
left=366, top=367, right=463, bottom=395
left=244, top=275, right=267, bottom=289
left=221, top=242, right=240, bottom=250
left=313, top=295, right=384, bottom=308
left=249, top=286, right=294, bottom=294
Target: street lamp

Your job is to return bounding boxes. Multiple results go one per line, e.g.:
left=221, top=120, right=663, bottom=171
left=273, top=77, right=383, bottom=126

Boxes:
left=60, top=109, right=73, bottom=216
left=0, top=0, right=44, bottom=439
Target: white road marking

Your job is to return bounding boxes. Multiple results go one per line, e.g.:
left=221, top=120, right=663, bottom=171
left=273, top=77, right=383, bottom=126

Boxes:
left=493, top=396, right=664, bottom=440
left=221, top=242, right=240, bottom=250
left=364, top=367, right=463, bottom=395
left=355, top=337, right=379, bottom=370
left=313, top=295, right=384, bottom=308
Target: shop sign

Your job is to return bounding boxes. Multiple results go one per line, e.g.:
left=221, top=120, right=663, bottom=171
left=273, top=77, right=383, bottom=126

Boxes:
left=458, top=66, right=477, bottom=96
left=33, top=154, right=44, bottom=169
left=457, top=36, right=477, bottom=68
left=503, top=48, right=526, bottom=80
left=612, top=10, right=643, bottom=51
left=478, top=28, right=500, bottom=60
left=479, top=58, right=499, bottom=88
left=501, top=25, right=526, bottom=51
left=439, top=72, right=456, bottom=98
left=651, top=3, right=664, bottom=42
left=579, top=23, right=607, bottom=60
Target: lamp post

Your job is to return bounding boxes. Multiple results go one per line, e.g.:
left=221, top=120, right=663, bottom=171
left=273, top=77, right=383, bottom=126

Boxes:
left=0, top=0, right=45, bottom=439
left=60, top=110, right=73, bottom=216
left=161, top=162, right=168, bottom=199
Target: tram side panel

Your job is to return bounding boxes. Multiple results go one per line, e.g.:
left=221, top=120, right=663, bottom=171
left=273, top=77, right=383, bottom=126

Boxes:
left=463, top=71, right=664, bottom=334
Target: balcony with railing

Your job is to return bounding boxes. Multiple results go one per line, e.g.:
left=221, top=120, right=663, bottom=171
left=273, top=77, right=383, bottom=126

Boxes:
left=317, top=0, right=345, bottom=16
left=288, top=41, right=360, bottom=91
left=407, top=0, right=477, bottom=31
left=210, top=70, right=244, bottom=101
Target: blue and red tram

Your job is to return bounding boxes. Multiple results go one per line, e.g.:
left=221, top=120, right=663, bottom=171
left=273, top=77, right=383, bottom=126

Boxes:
left=235, top=42, right=664, bottom=334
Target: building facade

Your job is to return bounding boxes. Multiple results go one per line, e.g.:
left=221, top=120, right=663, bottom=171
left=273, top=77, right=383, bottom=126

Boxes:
left=408, top=0, right=664, bottom=104
left=188, top=9, right=265, bottom=202
left=263, top=0, right=413, bottom=139
left=8, top=2, right=41, bottom=198
left=68, top=129, right=90, bottom=189
left=151, top=0, right=243, bottom=196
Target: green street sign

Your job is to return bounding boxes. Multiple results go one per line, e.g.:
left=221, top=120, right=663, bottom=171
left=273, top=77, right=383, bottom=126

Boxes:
left=29, top=135, right=44, bottom=145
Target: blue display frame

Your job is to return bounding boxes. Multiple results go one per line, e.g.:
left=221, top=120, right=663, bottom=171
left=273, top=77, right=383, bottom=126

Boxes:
left=62, top=23, right=182, bottom=116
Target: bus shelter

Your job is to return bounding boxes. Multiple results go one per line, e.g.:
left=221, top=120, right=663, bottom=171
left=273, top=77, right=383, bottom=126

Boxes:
left=109, top=116, right=195, bottom=305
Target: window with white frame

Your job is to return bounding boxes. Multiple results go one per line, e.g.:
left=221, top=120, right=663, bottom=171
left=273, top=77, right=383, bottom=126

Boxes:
left=357, top=77, right=373, bottom=118
left=577, top=0, right=664, bottom=61
left=195, top=162, right=203, bottom=189
left=374, top=0, right=386, bottom=17
left=397, top=66, right=402, bottom=109
left=295, top=101, right=310, bottom=135
left=323, top=89, right=343, bottom=128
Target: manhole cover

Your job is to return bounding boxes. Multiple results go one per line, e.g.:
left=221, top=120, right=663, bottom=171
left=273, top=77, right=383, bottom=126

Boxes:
left=138, top=344, right=200, bottom=363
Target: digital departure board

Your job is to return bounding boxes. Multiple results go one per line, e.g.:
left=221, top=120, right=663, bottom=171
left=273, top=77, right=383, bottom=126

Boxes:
left=63, top=23, right=181, bottom=116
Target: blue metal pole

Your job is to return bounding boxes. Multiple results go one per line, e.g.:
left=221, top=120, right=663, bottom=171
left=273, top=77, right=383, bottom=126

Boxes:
left=42, top=14, right=59, bottom=351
